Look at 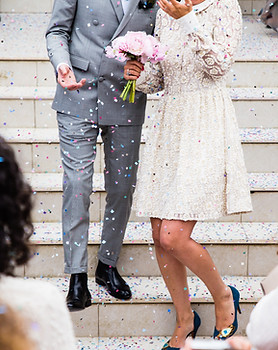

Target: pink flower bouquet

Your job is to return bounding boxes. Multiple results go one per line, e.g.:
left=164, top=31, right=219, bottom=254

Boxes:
left=106, top=31, right=167, bottom=103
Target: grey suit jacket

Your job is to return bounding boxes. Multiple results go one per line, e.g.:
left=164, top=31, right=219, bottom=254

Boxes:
left=46, top=0, right=158, bottom=125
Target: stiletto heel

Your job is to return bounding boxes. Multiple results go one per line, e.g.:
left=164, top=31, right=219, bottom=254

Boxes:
left=213, top=285, right=240, bottom=340
left=187, top=311, right=201, bottom=339
left=162, top=311, right=201, bottom=350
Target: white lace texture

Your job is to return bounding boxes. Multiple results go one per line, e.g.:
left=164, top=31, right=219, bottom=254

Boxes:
left=134, top=0, right=252, bottom=220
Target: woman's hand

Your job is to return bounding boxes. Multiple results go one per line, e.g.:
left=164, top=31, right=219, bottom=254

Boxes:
left=124, top=60, right=144, bottom=80
left=158, top=0, right=193, bottom=19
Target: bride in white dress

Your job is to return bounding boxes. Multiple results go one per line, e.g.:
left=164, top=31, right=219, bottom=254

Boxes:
left=125, top=0, right=252, bottom=348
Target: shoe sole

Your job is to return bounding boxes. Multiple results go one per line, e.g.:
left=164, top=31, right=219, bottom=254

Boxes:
left=95, top=277, right=132, bottom=300
left=67, top=297, right=92, bottom=312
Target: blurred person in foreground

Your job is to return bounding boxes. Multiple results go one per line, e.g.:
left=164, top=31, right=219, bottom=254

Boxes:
left=0, top=304, right=35, bottom=350
left=0, top=136, right=76, bottom=350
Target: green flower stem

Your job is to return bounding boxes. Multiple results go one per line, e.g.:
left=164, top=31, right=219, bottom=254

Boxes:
left=129, top=80, right=136, bottom=103
left=120, top=80, right=136, bottom=103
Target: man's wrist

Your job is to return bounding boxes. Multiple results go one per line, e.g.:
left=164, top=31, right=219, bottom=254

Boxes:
left=56, top=62, right=71, bottom=72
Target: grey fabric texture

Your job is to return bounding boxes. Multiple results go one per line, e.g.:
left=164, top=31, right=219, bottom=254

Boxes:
left=47, top=0, right=158, bottom=273
left=57, top=112, right=142, bottom=271
left=46, top=0, right=158, bottom=125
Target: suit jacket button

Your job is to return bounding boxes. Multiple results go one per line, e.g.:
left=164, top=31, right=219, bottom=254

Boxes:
left=99, top=76, right=104, bottom=82
left=93, top=19, right=99, bottom=26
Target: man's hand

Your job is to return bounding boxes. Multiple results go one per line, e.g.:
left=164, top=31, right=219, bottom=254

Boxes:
left=124, top=60, right=144, bottom=81
left=158, top=0, right=192, bottom=19
left=57, top=64, right=86, bottom=90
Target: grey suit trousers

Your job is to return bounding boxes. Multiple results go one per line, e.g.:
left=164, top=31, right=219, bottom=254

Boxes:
left=57, top=112, right=142, bottom=273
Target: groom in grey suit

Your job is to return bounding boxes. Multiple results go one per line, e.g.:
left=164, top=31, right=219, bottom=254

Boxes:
left=46, top=0, right=158, bottom=309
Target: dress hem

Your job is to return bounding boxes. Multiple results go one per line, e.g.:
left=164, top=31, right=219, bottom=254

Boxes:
left=135, top=209, right=252, bottom=221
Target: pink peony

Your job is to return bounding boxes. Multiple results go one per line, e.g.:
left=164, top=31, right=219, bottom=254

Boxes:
left=105, top=45, right=116, bottom=59
left=105, top=31, right=167, bottom=64
left=105, top=31, right=167, bottom=103
left=124, top=31, right=152, bottom=58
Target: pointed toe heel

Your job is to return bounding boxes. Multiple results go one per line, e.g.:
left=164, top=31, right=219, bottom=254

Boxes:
left=162, top=311, right=201, bottom=350
left=213, top=285, right=240, bottom=340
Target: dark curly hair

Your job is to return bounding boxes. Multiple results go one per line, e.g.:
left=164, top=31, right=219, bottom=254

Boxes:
left=0, top=136, right=33, bottom=275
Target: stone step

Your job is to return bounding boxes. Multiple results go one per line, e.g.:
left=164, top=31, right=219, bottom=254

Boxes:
left=22, top=172, right=278, bottom=223
left=1, top=127, right=278, bottom=173
left=2, top=127, right=278, bottom=144
left=26, top=172, right=278, bottom=192
left=1, top=87, right=277, bottom=129
left=0, top=0, right=266, bottom=15
left=75, top=337, right=169, bottom=350
left=24, top=275, right=263, bottom=337
left=24, top=221, right=278, bottom=278
left=240, top=0, right=265, bottom=15
left=29, top=189, right=278, bottom=223
left=0, top=0, right=54, bottom=13
left=76, top=337, right=252, bottom=350
left=1, top=59, right=277, bottom=88
left=31, top=221, right=278, bottom=245
left=1, top=16, right=275, bottom=60
left=0, top=16, right=277, bottom=87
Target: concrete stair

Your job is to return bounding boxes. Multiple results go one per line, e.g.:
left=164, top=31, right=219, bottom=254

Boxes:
left=75, top=337, right=169, bottom=349
left=23, top=275, right=264, bottom=338
left=1, top=3, right=278, bottom=348
left=0, top=0, right=268, bottom=16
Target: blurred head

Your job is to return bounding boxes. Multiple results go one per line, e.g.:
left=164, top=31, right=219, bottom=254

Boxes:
left=0, top=303, right=35, bottom=350
left=247, top=287, right=278, bottom=350
left=0, top=136, right=33, bottom=275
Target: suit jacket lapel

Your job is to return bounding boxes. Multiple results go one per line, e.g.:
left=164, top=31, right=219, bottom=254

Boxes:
left=110, top=0, right=124, bottom=23
left=110, top=1, right=139, bottom=42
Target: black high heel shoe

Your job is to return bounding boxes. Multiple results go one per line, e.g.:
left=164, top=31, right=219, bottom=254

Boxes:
left=213, top=285, right=241, bottom=339
left=162, top=311, right=201, bottom=350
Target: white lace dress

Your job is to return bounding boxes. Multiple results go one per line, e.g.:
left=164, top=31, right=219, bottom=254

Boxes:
left=134, top=0, right=252, bottom=220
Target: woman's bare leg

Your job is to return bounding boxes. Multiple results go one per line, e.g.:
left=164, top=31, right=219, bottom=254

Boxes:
left=151, top=218, right=195, bottom=348
left=159, top=219, right=234, bottom=332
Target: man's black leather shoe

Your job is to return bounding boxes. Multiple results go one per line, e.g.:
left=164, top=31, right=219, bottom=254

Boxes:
left=95, top=260, right=132, bottom=300
left=66, top=273, right=92, bottom=311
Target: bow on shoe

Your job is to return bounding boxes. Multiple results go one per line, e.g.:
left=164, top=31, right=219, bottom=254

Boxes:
left=138, top=0, right=157, bottom=9
left=214, top=325, right=236, bottom=340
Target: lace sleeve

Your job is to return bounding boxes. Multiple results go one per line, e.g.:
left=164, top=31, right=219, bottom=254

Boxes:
left=136, top=12, right=165, bottom=94
left=136, top=62, right=164, bottom=94
left=185, top=0, right=242, bottom=79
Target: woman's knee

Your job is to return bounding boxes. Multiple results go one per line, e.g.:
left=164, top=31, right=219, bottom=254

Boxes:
left=159, top=220, right=194, bottom=252
left=159, top=230, right=180, bottom=252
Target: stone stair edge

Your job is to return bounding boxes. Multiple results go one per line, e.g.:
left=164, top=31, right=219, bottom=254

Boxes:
left=31, top=221, right=278, bottom=245
left=75, top=336, right=169, bottom=349
left=2, top=127, right=278, bottom=144
left=30, top=275, right=265, bottom=304
left=1, top=87, right=278, bottom=100
left=26, top=172, right=278, bottom=192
